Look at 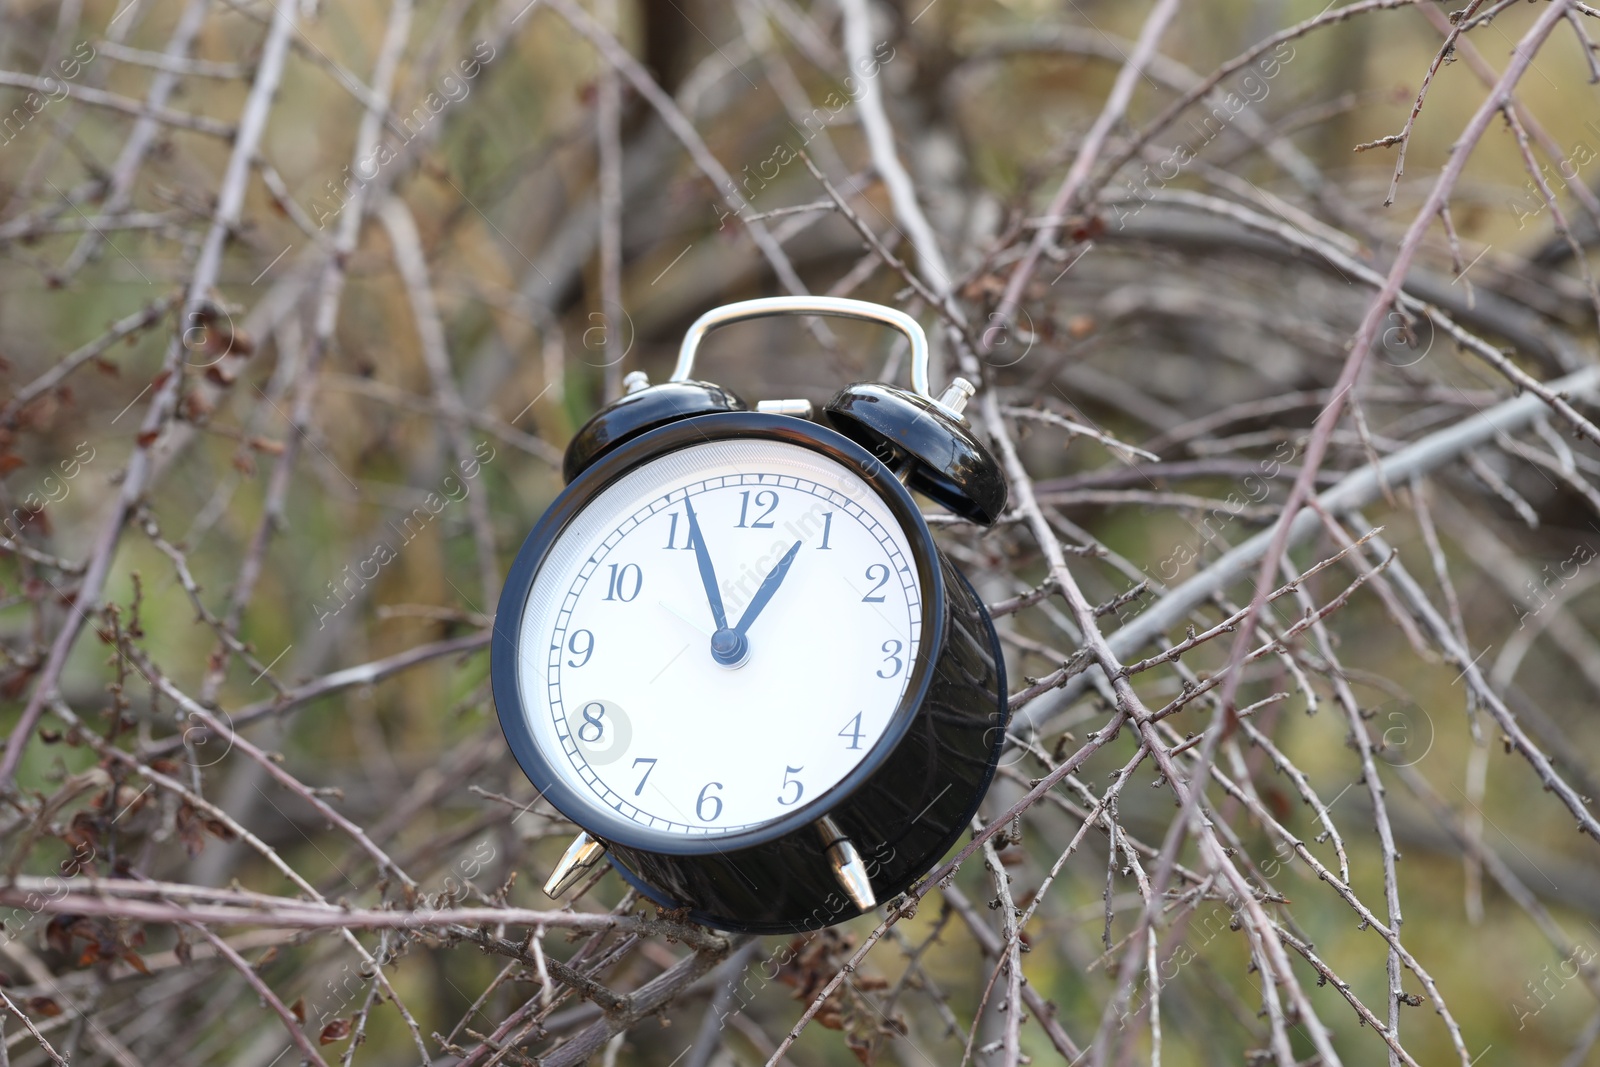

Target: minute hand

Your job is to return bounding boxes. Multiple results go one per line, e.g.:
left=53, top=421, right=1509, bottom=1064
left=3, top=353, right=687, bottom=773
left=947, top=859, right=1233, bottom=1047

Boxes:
left=733, top=541, right=803, bottom=636
left=681, top=496, right=729, bottom=631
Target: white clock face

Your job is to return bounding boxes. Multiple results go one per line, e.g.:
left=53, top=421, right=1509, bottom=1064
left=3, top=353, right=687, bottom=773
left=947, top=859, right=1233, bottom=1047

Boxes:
left=512, top=437, right=925, bottom=840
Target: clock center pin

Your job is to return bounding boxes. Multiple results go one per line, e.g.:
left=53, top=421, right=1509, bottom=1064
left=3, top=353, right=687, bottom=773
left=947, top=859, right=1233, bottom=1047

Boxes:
left=709, top=626, right=749, bottom=668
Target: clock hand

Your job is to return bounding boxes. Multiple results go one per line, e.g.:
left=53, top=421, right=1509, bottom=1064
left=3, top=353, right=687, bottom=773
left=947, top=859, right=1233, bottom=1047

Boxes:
left=681, top=496, right=729, bottom=632
left=732, top=540, right=803, bottom=638
left=683, top=496, right=752, bottom=669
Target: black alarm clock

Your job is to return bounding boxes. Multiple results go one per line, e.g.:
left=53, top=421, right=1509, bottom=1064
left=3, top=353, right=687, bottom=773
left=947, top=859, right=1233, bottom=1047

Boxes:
left=491, top=297, right=1009, bottom=932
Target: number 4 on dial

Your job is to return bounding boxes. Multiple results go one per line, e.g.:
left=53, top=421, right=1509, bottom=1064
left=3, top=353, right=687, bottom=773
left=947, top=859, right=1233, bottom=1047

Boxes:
left=838, top=712, right=864, bottom=751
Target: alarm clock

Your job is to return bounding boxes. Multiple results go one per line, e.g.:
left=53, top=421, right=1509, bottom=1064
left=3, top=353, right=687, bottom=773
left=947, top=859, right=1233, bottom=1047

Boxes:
left=491, top=296, right=1010, bottom=932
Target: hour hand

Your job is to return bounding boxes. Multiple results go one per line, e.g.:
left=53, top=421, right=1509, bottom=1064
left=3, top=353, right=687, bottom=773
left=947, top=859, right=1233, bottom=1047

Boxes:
left=733, top=540, right=803, bottom=638
left=681, top=496, right=728, bottom=632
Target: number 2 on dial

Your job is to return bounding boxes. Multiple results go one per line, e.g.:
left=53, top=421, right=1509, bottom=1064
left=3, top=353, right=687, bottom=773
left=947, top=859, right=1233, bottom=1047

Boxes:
left=862, top=564, right=890, bottom=602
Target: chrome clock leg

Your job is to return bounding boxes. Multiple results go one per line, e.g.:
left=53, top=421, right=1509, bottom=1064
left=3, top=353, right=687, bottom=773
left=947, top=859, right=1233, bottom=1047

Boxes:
left=816, top=817, right=876, bottom=911
left=543, top=831, right=608, bottom=898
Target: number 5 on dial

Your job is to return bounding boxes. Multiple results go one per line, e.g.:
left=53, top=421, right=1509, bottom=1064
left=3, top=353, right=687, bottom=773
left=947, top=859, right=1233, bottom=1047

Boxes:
left=778, top=765, right=804, bottom=806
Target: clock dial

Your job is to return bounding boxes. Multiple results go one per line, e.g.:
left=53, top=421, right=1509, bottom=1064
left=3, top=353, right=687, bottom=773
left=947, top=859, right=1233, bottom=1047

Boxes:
left=513, top=438, right=924, bottom=840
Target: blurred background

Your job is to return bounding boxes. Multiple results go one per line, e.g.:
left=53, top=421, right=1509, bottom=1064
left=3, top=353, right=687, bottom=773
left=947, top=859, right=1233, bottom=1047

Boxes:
left=2, top=0, right=1600, bottom=1064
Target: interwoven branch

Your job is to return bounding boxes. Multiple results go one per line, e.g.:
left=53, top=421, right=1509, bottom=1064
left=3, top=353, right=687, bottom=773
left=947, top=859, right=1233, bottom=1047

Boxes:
left=1, top=2, right=1597, bottom=1065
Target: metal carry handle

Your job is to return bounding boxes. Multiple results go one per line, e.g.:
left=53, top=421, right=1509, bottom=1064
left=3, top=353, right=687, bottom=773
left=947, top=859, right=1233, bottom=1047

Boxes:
left=671, top=296, right=937, bottom=401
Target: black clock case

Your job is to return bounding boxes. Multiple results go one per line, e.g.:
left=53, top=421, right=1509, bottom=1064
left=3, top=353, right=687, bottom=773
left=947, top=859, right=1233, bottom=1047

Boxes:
left=492, top=412, right=1008, bottom=933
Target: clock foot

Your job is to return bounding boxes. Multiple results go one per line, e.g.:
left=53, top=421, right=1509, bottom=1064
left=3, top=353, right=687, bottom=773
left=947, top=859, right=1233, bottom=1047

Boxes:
left=543, top=831, right=608, bottom=898
left=817, top=818, right=876, bottom=911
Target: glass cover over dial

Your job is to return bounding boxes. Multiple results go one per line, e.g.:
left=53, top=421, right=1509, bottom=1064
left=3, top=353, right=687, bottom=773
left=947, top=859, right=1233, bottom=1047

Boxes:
left=513, top=437, right=924, bottom=841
